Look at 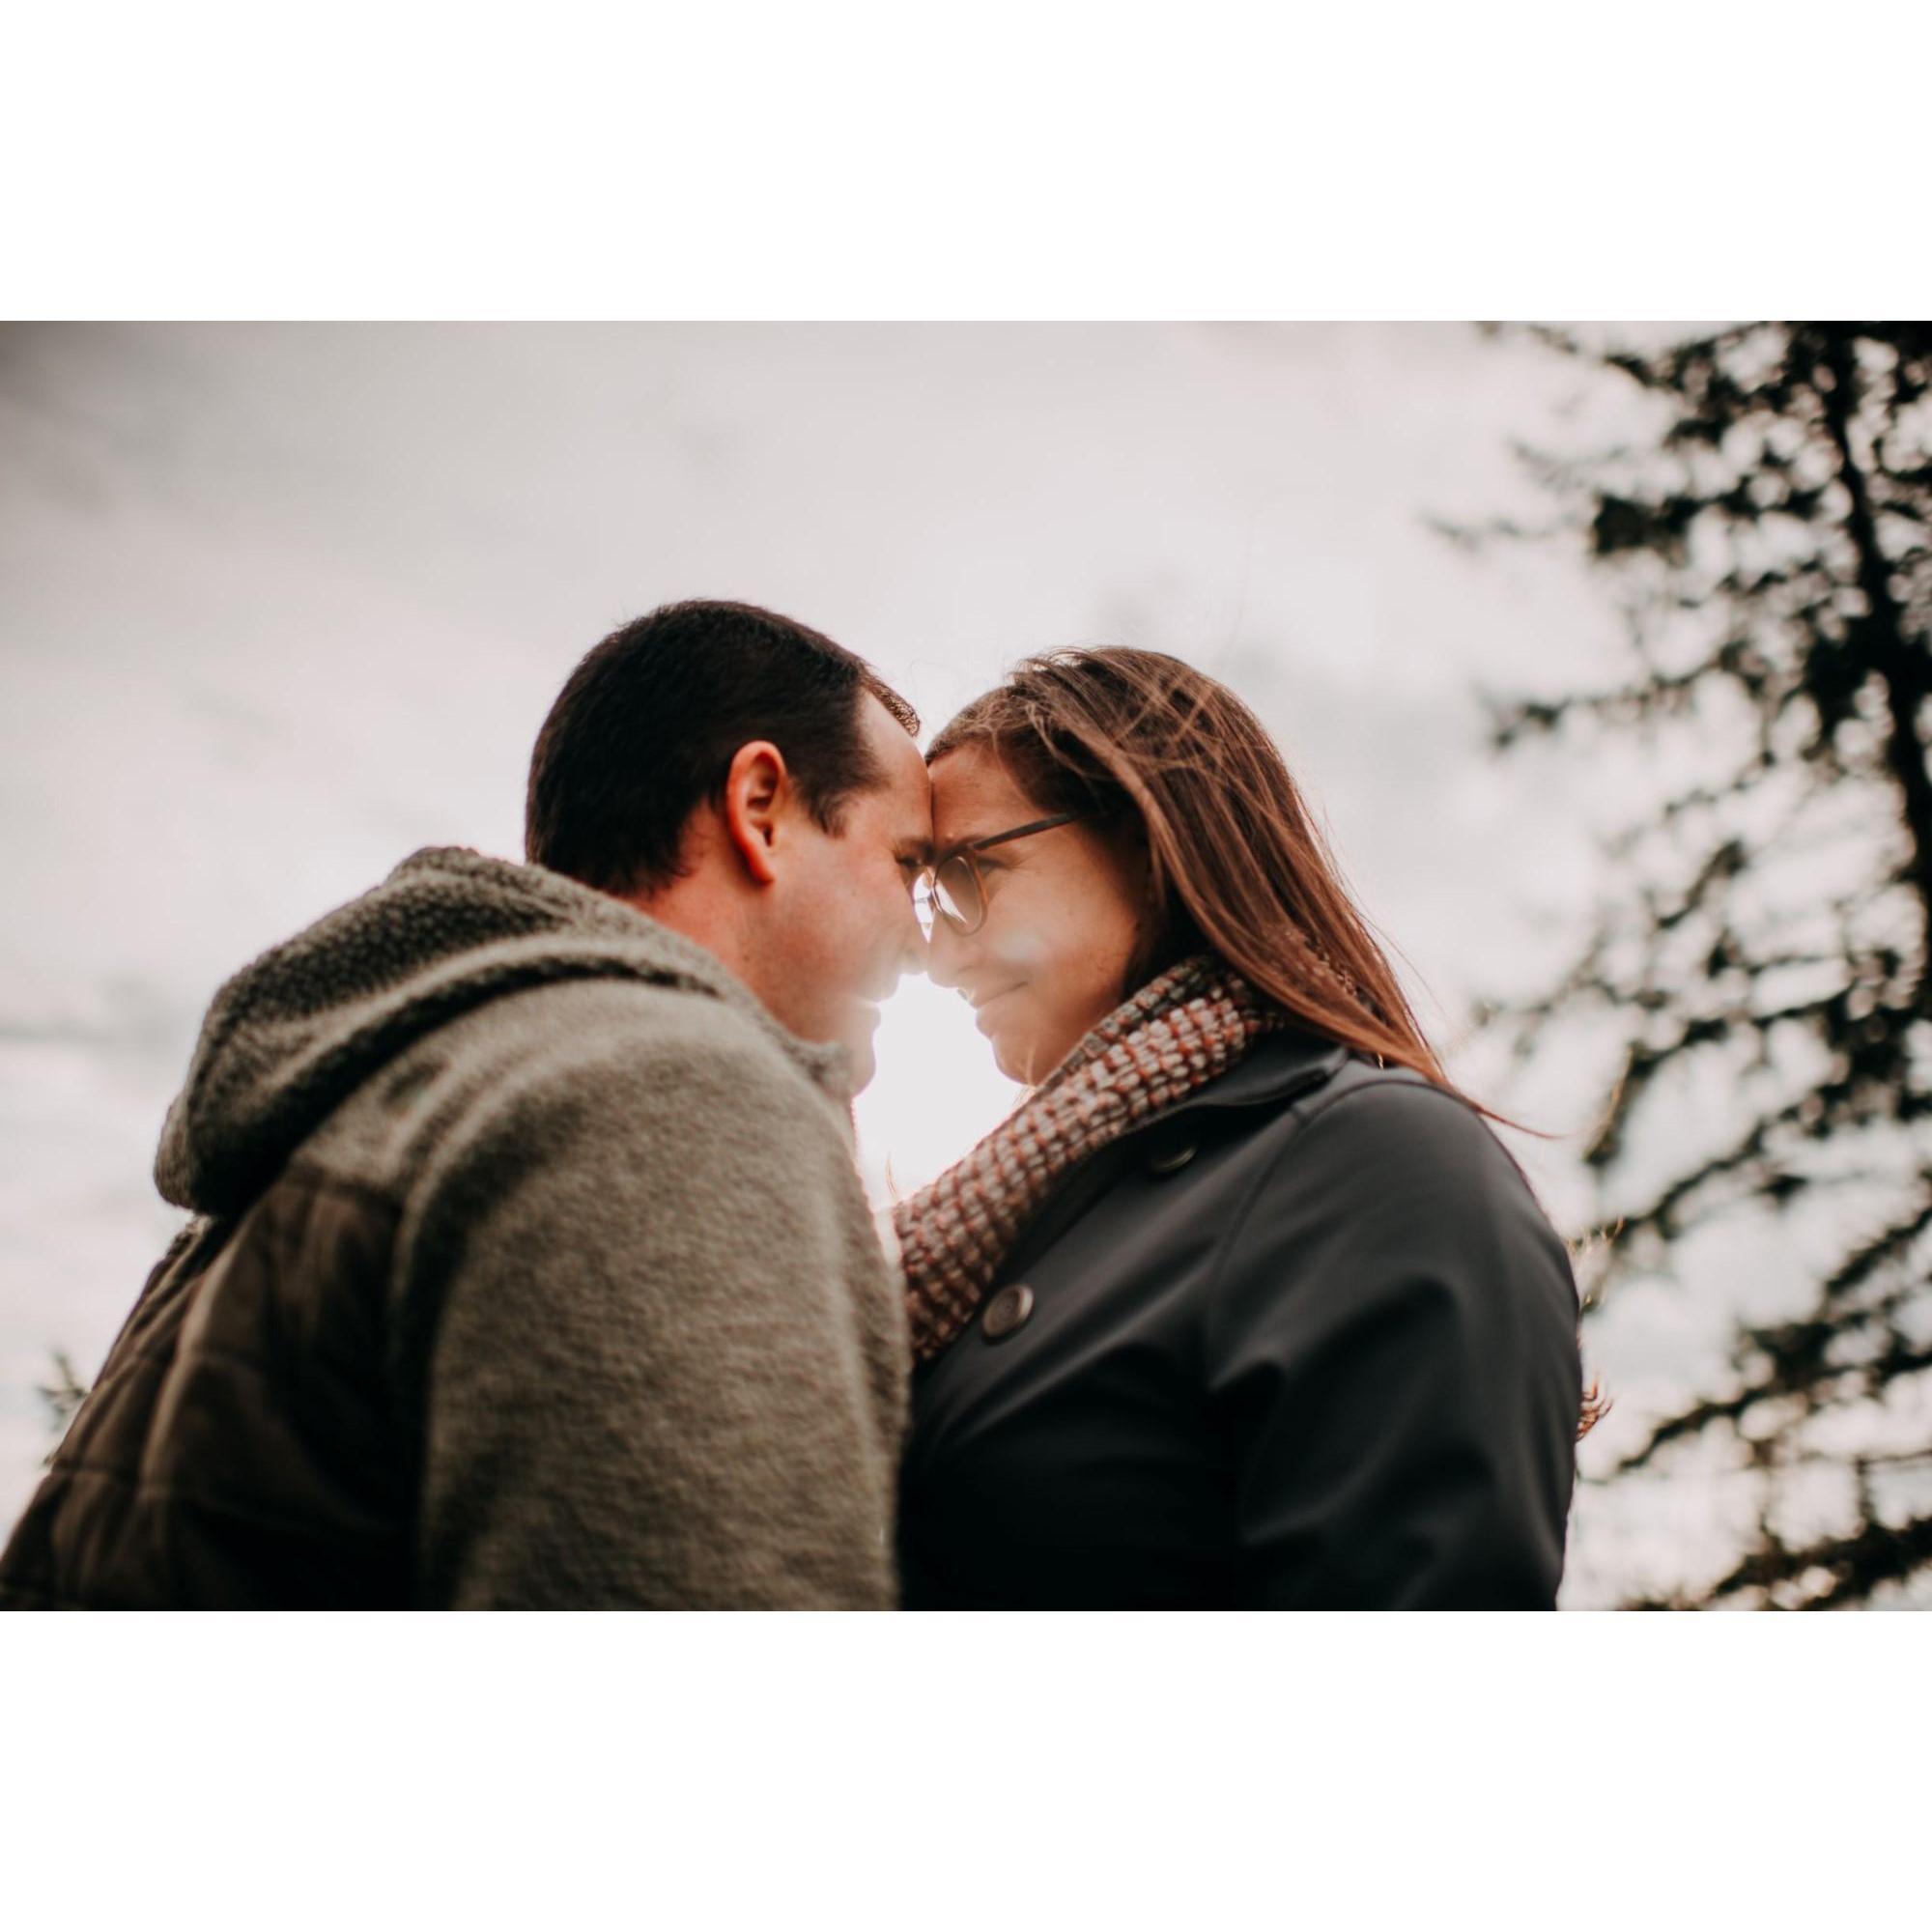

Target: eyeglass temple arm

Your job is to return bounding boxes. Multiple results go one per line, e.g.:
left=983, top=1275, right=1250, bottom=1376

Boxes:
left=968, top=812, right=1086, bottom=854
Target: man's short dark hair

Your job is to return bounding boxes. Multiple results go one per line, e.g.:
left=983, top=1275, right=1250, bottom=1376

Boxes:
left=526, top=599, right=921, bottom=895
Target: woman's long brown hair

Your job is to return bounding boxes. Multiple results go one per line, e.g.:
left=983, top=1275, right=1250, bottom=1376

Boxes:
left=928, top=645, right=1606, bottom=1435
left=929, top=646, right=1492, bottom=1111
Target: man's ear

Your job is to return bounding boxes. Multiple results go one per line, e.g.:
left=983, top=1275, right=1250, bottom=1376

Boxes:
left=720, top=740, right=788, bottom=886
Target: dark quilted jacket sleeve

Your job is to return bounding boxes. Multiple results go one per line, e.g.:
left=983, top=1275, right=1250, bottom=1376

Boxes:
left=1201, top=1078, right=1582, bottom=1609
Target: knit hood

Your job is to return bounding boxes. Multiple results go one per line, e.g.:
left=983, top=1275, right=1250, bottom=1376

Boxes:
left=155, top=845, right=849, bottom=1216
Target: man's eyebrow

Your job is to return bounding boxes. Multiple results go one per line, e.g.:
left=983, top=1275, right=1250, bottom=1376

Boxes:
left=895, top=834, right=933, bottom=864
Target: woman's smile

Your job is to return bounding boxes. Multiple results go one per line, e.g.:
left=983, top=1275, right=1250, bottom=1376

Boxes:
left=968, top=982, right=1028, bottom=1029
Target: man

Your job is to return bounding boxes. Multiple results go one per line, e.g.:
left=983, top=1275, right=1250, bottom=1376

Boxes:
left=0, top=600, right=932, bottom=1608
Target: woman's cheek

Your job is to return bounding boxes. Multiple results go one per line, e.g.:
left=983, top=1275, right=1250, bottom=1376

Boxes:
left=982, top=923, right=1055, bottom=979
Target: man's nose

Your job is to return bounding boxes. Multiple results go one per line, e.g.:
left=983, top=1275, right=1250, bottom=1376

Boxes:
left=884, top=883, right=926, bottom=986
left=895, top=906, right=926, bottom=980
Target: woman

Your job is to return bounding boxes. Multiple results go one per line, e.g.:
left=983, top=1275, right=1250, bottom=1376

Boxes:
left=895, top=646, right=1599, bottom=1609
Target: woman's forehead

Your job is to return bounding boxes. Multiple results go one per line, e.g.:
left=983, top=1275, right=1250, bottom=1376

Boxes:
left=927, top=746, right=1034, bottom=845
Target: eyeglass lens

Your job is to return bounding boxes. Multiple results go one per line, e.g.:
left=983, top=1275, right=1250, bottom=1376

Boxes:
left=914, top=854, right=983, bottom=937
left=933, top=855, right=980, bottom=931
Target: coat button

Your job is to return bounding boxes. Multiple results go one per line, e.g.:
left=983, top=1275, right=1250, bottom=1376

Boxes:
left=980, top=1283, right=1035, bottom=1342
left=1145, top=1140, right=1197, bottom=1176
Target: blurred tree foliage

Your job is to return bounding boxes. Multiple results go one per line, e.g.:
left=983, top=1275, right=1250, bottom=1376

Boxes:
left=37, top=1349, right=88, bottom=1463
left=1464, top=322, right=1932, bottom=1608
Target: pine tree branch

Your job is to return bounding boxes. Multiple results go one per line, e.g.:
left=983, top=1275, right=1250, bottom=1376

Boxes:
left=1466, top=323, right=1932, bottom=1605
left=1813, top=330, right=1932, bottom=997
left=1696, top=1508, right=1932, bottom=1610
left=1609, top=1194, right=1932, bottom=1478
left=1818, top=1185, right=1932, bottom=1301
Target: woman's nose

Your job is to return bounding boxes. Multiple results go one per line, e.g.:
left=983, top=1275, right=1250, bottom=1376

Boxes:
left=923, top=917, right=970, bottom=988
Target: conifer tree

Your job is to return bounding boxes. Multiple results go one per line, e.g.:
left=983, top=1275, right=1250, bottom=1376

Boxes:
left=1465, top=322, right=1932, bottom=1608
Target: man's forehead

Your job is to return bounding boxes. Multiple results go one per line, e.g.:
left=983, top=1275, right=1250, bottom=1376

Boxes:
left=855, top=693, right=932, bottom=829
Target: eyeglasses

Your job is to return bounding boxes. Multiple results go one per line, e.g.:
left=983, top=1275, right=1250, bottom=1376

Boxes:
left=912, top=813, right=1086, bottom=939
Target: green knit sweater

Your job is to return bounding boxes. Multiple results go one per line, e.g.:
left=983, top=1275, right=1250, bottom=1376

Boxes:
left=151, top=846, right=907, bottom=1607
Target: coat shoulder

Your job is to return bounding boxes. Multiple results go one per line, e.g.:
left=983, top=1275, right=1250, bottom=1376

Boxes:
left=1247, top=1061, right=1546, bottom=1214
left=1211, top=1060, right=1578, bottom=1318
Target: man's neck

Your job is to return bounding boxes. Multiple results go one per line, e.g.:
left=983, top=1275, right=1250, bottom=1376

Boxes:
left=620, top=880, right=756, bottom=1002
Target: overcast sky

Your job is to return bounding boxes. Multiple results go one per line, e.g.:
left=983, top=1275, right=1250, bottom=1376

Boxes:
left=4, top=320, right=1863, bottom=1606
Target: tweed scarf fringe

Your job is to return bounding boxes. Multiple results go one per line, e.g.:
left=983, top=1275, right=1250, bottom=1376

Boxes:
left=894, top=955, right=1288, bottom=1365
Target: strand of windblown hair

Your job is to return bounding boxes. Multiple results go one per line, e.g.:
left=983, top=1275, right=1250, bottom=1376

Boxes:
left=893, top=954, right=1285, bottom=1364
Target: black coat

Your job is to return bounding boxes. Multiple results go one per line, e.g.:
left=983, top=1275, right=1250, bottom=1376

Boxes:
left=897, top=1030, right=1583, bottom=1608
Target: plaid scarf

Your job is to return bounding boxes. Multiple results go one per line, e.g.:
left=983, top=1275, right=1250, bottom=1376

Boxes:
left=894, top=954, right=1288, bottom=1365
